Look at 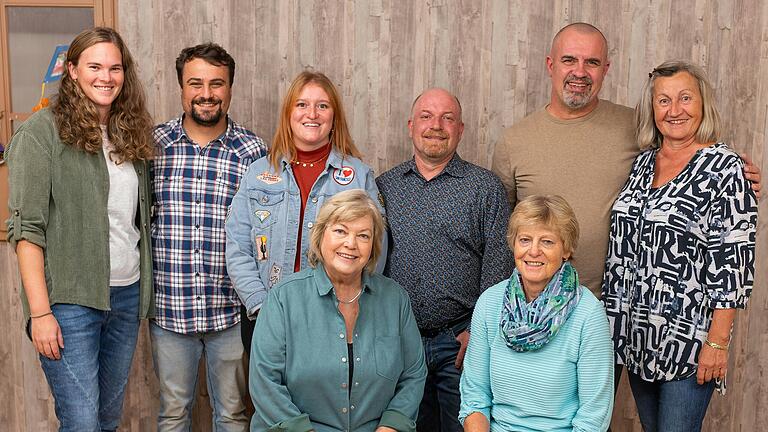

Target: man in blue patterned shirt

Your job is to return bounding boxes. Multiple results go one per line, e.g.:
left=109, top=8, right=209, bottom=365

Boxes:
left=376, top=88, right=514, bottom=432
left=150, top=43, right=266, bottom=431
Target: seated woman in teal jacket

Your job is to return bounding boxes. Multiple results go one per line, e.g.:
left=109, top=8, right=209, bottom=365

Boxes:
left=249, top=189, right=426, bottom=432
left=459, top=195, right=614, bottom=432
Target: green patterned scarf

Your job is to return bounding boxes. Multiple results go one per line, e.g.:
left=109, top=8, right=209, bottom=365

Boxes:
left=499, top=262, right=582, bottom=352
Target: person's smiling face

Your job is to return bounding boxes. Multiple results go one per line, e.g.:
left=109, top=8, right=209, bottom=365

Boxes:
left=68, top=42, right=124, bottom=123
left=653, top=71, right=704, bottom=147
left=321, top=216, right=374, bottom=284
left=180, top=58, right=232, bottom=128
left=513, top=223, right=570, bottom=299
left=290, top=83, right=334, bottom=151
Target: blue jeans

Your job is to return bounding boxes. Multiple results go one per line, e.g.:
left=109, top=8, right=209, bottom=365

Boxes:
left=150, top=321, right=248, bottom=432
left=628, top=371, right=716, bottom=432
left=418, top=329, right=462, bottom=432
left=38, top=282, right=141, bottom=432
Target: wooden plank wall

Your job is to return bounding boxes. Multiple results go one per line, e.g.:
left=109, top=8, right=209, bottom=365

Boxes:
left=0, top=0, right=766, bottom=430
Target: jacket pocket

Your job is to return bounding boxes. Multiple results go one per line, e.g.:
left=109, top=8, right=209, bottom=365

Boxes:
left=374, top=335, right=403, bottom=381
left=247, top=189, right=285, bottom=230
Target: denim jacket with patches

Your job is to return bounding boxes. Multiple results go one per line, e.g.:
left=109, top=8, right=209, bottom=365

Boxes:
left=226, top=149, right=386, bottom=315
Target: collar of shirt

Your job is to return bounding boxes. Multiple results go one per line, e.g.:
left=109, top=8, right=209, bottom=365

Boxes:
left=402, top=153, right=468, bottom=180
left=162, top=114, right=238, bottom=150
left=311, top=263, right=377, bottom=297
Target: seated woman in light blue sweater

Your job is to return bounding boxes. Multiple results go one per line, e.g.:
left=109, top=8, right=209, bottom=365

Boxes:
left=459, top=195, right=614, bottom=432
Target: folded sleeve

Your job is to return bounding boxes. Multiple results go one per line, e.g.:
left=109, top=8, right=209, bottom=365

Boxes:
left=6, top=129, right=52, bottom=249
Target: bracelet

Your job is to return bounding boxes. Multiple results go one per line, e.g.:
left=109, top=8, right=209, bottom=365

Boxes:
left=705, top=339, right=729, bottom=351
left=30, top=311, right=53, bottom=319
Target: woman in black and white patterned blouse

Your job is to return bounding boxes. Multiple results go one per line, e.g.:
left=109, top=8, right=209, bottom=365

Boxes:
left=601, top=60, right=757, bottom=432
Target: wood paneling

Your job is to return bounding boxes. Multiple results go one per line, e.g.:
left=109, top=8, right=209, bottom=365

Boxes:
left=1, top=1, right=765, bottom=430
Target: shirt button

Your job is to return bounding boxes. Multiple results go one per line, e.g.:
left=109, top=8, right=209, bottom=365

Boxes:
left=261, top=197, right=268, bottom=203
left=307, top=222, right=314, bottom=228
left=195, top=199, right=200, bottom=204
left=341, top=383, right=347, bottom=389
left=351, top=405, right=355, bottom=410
left=311, top=196, right=318, bottom=203
left=354, top=382, right=359, bottom=386
left=339, top=333, right=344, bottom=339
left=356, top=357, right=360, bottom=362
left=194, top=249, right=200, bottom=253
left=195, top=273, right=200, bottom=277
left=341, top=357, right=347, bottom=363
left=341, top=407, right=348, bottom=413
left=195, top=224, right=200, bottom=229
left=196, top=296, right=201, bottom=300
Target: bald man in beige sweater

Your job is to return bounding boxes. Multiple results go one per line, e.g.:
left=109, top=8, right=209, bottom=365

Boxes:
left=493, top=23, right=635, bottom=296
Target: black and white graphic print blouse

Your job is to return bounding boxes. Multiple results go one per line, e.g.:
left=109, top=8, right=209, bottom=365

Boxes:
left=602, top=143, right=757, bottom=383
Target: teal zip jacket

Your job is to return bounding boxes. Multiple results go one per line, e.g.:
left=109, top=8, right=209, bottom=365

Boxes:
left=250, top=263, right=426, bottom=432
left=5, top=108, right=154, bottom=320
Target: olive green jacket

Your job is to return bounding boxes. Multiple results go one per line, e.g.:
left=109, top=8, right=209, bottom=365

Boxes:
left=5, top=108, right=154, bottom=320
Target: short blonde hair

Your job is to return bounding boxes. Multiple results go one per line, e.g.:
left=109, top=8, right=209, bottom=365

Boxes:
left=307, top=189, right=385, bottom=274
left=507, top=195, right=579, bottom=258
left=636, top=60, right=721, bottom=150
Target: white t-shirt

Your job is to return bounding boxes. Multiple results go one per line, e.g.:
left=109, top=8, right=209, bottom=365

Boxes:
left=101, top=126, right=141, bottom=286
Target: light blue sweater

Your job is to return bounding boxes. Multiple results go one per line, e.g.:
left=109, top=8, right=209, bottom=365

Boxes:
left=459, top=279, right=614, bottom=431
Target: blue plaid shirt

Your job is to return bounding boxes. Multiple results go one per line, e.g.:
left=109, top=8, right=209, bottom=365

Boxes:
left=151, top=115, right=267, bottom=334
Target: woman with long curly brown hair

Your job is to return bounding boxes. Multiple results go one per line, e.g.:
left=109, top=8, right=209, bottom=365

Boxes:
left=5, top=27, right=154, bottom=431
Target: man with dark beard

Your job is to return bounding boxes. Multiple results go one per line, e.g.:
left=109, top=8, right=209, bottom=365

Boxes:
left=150, top=43, right=266, bottom=431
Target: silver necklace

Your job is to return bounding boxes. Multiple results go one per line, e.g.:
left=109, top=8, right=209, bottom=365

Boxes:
left=334, top=288, right=363, bottom=304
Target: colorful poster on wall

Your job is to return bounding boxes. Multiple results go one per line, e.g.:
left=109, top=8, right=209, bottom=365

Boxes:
left=44, top=45, right=69, bottom=83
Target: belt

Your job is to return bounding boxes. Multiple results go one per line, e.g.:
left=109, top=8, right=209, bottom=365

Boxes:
left=419, top=313, right=471, bottom=338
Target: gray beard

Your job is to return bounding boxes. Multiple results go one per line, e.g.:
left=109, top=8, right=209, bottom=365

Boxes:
left=563, top=91, right=592, bottom=109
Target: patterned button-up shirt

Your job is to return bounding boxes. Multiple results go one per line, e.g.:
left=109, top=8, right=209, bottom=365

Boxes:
left=602, top=143, right=757, bottom=383
left=151, top=115, right=267, bottom=334
left=376, top=155, right=514, bottom=331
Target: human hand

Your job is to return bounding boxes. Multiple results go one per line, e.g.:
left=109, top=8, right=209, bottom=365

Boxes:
left=454, top=330, right=470, bottom=370
left=697, top=343, right=729, bottom=385
left=31, top=314, right=64, bottom=360
left=741, top=153, right=762, bottom=198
